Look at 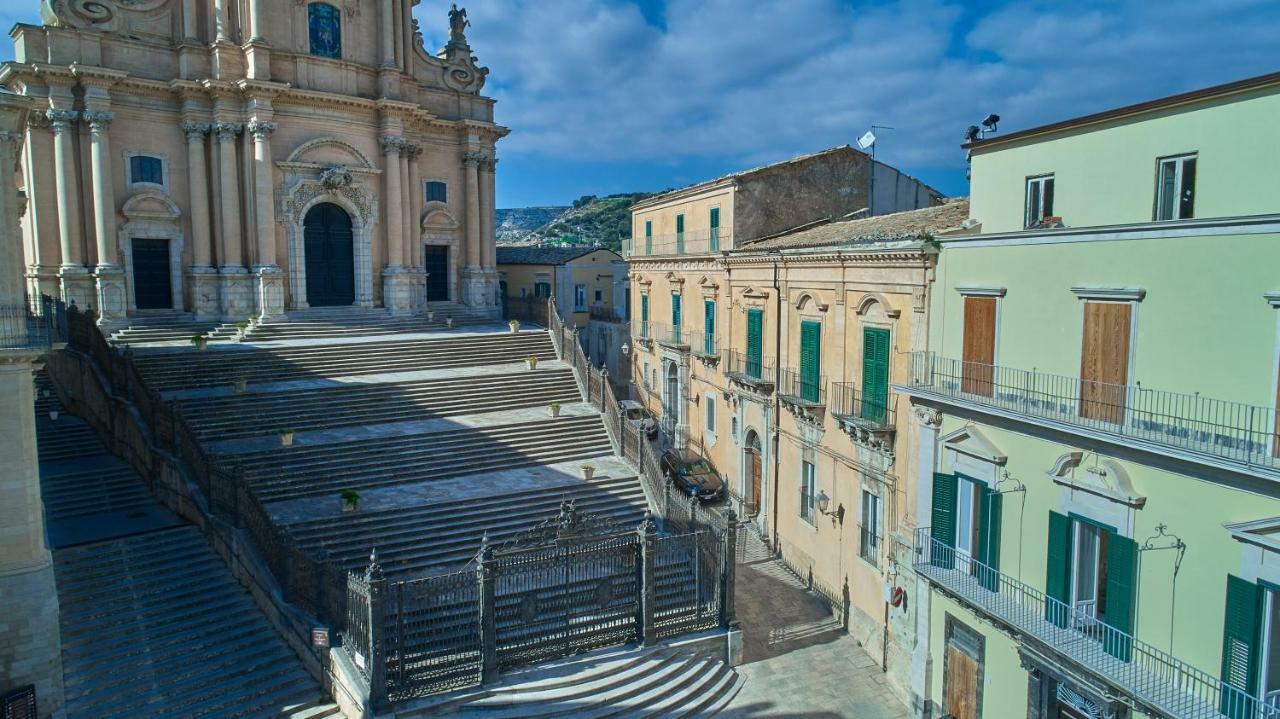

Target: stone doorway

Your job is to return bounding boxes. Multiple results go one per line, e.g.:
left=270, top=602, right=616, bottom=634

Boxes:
left=424, top=245, right=450, bottom=301
left=744, top=430, right=762, bottom=517
left=131, top=238, right=173, bottom=310
left=303, top=203, right=355, bottom=306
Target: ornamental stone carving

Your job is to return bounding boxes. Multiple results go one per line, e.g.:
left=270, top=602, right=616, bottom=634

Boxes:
left=246, top=120, right=277, bottom=140
left=45, top=109, right=79, bottom=130
left=912, top=406, right=942, bottom=428
left=319, top=165, right=353, bottom=190
left=213, top=122, right=243, bottom=141
left=82, top=110, right=115, bottom=132
left=181, top=121, right=211, bottom=140
left=378, top=136, right=406, bottom=155
left=41, top=0, right=170, bottom=35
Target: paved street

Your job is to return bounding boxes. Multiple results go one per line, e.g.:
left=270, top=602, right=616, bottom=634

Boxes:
left=721, top=532, right=912, bottom=719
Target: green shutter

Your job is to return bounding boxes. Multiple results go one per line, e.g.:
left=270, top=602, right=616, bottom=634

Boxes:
left=704, top=300, right=715, bottom=355
left=930, top=472, right=957, bottom=569
left=860, top=327, right=890, bottom=423
left=1221, top=575, right=1263, bottom=717
left=676, top=214, right=685, bottom=254
left=746, top=309, right=763, bottom=378
left=709, top=208, right=721, bottom=251
left=800, top=321, right=821, bottom=402
left=976, top=486, right=1002, bottom=592
left=640, top=294, right=649, bottom=337
left=1045, top=511, right=1074, bottom=628
left=644, top=220, right=652, bottom=255
left=671, top=294, right=682, bottom=342
left=1104, top=533, right=1138, bottom=661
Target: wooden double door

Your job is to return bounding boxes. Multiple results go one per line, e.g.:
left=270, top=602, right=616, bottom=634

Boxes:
left=303, top=203, right=355, bottom=307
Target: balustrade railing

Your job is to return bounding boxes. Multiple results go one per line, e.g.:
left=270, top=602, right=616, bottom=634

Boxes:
left=649, top=323, right=686, bottom=348
left=904, top=352, right=1280, bottom=472
left=687, top=330, right=718, bottom=358
left=725, top=350, right=775, bottom=390
left=622, top=227, right=732, bottom=258
left=779, top=368, right=826, bottom=406
left=914, top=528, right=1274, bottom=719
left=0, top=295, right=67, bottom=351
left=830, top=382, right=895, bottom=429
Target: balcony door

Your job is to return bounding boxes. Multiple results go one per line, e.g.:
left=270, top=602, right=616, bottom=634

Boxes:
left=1070, top=521, right=1110, bottom=629
left=961, top=296, right=996, bottom=396
left=931, top=471, right=1002, bottom=589
left=744, top=430, right=762, bottom=517
left=1221, top=576, right=1280, bottom=716
left=1045, top=512, right=1137, bottom=660
left=1078, top=301, right=1131, bottom=424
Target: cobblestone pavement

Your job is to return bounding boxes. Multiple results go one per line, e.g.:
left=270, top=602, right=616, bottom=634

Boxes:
left=720, top=531, right=912, bottom=719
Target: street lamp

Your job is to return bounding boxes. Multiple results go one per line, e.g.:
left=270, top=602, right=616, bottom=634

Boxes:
left=816, top=490, right=844, bottom=526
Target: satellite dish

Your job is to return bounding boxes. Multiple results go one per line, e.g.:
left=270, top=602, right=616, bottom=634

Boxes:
left=857, top=130, right=876, bottom=150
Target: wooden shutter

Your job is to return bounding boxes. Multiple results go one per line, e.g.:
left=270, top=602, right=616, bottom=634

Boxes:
left=861, top=327, right=890, bottom=422
left=976, top=487, right=1002, bottom=592
left=1079, top=301, right=1131, bottom=423
left=961, top=296, right=996, bottom=396
left=1044, top=511, right=1074, bottom=628
left=671, top=293, right=681, bottom=342
left=704, top=300, right=715, bottom=354
left=944, top=644, right=981, bottom=719
left=1221, top=575, right=1263, bottom=701
left=1104, top=533, right=1138, bottom=661
left=800, top=321, right=821, bottom=402
left=931, top=473, right=958, bottom=568
left=641, top=294, right=649, bottom=322
left=746, top=309, right=763, bottom=378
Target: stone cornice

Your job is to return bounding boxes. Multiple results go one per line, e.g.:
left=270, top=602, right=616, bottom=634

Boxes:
left=723, top=250, right=932, bottom=267
left=69, top=63, right=129, bottom=88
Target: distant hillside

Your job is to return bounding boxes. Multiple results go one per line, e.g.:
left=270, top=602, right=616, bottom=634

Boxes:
left=497, top=192, right=654, bottom=252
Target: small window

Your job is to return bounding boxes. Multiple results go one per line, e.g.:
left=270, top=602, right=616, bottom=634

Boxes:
left=705, top=393, right=716, bottom=433
left=425, top=181, right=447, bottom=204
left=1155, top=154, right=1196, bottom=221
left=1024, top=174, right=1054, bottom=228
left=800, top=461, right=816, bottom=523
left=130, top=155, right=163, bottom=186
left=534, top=281, right=551, bottom=298
left=519, top=287, right=527, bottom=298
left=308, top=2, right=342, bottom=59
left=574, top=284, right=587, bottom=311
left=860, top=490, right=880, bottom=565
left=594, top=289, right=603, bottom=303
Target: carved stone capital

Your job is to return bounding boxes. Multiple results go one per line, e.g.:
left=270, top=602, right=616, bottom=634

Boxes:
left=247, top=120, right=278, bottom=141
left=213, top=121, right=243, bottom=141
left=82, top=111, right=115, bottom=132
left=46, top=109, right=79, bottom=131
left=402, top=143, right=422, bottom=159
left=379, top=135, right=406, bottom=155
left=912, top=405, right=942, bottom=429
left=181, top=121, right=211, bottom=141
left=27, top=113, right=52, bottom=130
left=461, top=150, right=488, bottom=166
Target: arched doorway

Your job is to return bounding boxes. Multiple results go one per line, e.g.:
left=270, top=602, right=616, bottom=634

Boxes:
left=744, top=430, right=762, bottom=517
left=303, top=203, right=355, bottom=306
left=664, top=362, right=680, bottom=434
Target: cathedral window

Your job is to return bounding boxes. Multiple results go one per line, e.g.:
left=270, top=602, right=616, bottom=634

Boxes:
left=308, top=3, right=342, bottom=59
left=425, top=181, right=448, bottom=203
left=130, top=155, right=163, bottom=186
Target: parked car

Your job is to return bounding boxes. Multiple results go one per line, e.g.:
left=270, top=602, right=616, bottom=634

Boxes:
left=619, top=400, right=659, bottom=438
left=660, top=449, right=725, bottom=501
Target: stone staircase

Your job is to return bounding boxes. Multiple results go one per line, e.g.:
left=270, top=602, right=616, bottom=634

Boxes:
left=107, top=313, right=234, bottom=346
left=177, top=368, right=581, bottom=441
left=401, top=644, right=741, bottom=718
left=244, top=305, right=495, bottom=341
left=34, top=375, right=341, bottom=718
left=133, top=331, right=556, bottom=392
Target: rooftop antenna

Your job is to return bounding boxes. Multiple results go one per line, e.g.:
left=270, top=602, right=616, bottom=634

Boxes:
left=858, top=125, right=893, bottom=216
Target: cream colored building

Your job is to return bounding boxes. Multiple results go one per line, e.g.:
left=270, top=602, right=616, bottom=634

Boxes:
left=3, top=0, right=507, bottom=324
left=625, top=145, right=951, bottom=703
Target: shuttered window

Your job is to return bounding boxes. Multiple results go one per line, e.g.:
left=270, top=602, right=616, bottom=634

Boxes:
left=703, top=300, right=716, bottom=355
left=975, top=484, right=1001, bottom=592
left=799, top=321, right=821, bottom=403
left=640, top=294, right=649, bottom=337
left=1221, top=574, right=1263, bottom=717
left=671, top=294, right=682, bottom=342
left=961, top=296, right=996, bottom=396
left=746, top=308, right=763, bottom=378
left=1104, top=534, right=1138, bottom=661
left=676, top=214, right=685, bottom=254
left=861, top=327, right=890, bottom=422
left=1045, top=511, right=1073, bottom=628
left=709, top=207, right=721, bottom=251
left=1079, top=301, right=1132, bottom=423
left=930, top=472, right=958, bottom=569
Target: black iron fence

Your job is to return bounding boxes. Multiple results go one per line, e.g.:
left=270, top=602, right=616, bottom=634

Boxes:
left=0, top=295, right=67, bottom=351
left=830, top=382, right=895, bottom=429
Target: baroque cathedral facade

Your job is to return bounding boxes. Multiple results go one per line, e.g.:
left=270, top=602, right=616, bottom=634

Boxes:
left=4, top=0, right=506, bottom=322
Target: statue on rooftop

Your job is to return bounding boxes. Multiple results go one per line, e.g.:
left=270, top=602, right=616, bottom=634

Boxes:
left=448, top=4, right=470, bottom=45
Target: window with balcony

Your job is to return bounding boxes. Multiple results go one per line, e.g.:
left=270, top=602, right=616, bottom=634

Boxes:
left=1222, top=576, right=1280, bottom=714
left=1155, top=153, right=1196, bottom=221
left=1044, top=511, right=1136, bottom=659
left=644, top=220, right=653, bottom=255
left=861, top=327, right=890, bottom=422
left=671, top=293, right=682, bottom=343
left=1024, top=174, right=1055, bottom=228
left=800, top=460, right=816, bottom=523
left=308, top=2, right=342, bottom=59
left=676, top=214, right=685, bottom=254
left=710, top=207, right=721, bottom=252
left=640, top=294, right=649, bottom=337
left=961, top=296, right=997, bottom=397
left=860, top=490, right=880, bottom=565
left=1078, top=301, right=1132, bottom=423
left=746, top=308, right=764, bottom=379
left=425, top=181, right=447, bottom=204
left=931, top=472, right=1001, bottom=591
left=799, top=320, right=822, bottom=403
left=703, top=300, right=716, bottom=355
left=594, top=289, right=603, bottom=304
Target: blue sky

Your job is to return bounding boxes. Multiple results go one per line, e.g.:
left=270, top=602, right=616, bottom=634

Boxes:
left=5, top=1, right=1278, bottom=208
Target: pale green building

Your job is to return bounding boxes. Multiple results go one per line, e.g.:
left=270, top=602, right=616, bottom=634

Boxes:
left=898, top=71, right=1280, bottom=719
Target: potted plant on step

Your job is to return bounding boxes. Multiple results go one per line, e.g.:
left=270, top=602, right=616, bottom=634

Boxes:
left=191, top=334, right=208, bottom=351
left=549, top=401, right=561, bottom=418
left=526, top=355, right=539, bottom=371
left=508, top=319, right=520, bottom=334
left=233, top=377, right=248, bottom=394
left=278, top=427, right=296, bottom=447
left=427, top=309, right=435, bottom=321
left=445, top=317, right=454, bottom=328
left=48, top=409, right=59, bottom=422
left=235, top=321, right=249, bottom=341
left=581, top=464, right=596, bottom=480
left=340, top=489, right=361, bottom=512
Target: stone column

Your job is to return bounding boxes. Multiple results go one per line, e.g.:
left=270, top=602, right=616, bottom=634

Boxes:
left=380, top=0, right=397, bottom=67
left=380, top=136, right=411, bottom=313
left=48, top=109, right=92, bottom=309
left=406, top=145, right=421, bottom=268
left=83, top=110, right=126, bottom=323
left=182, top=0, right=198, bottom=39
left=0, top=93, right=64, bottom=719
left=908, top=405, right=943, bottom=718
left=183, top=122, right=219, bottom=318
left=480, top=155, right=497, bottom=269
left=214, top=121, right=250, bottom=318
left=214, top=0, right=232, bottom=42
left=400, top=144, right=424, bottom=310
left=22, top=113, right=60, bottom=299
left=463, top=151, right=481, bottom=270
left=247, top=120, right=283, bottom=318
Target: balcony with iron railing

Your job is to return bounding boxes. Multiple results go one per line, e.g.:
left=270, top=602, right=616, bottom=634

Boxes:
left=830, top=382, right=895, bottom=431
left=724, top=350, right=775, bottom=393
left=622, top=227, right=733, bottom=258
left=687, top=330, right=718, bottom=361
left=901, top=352, right=1280, bottom=477
left=649, top=323, right=688, bottom=349
left=914, top=528, right=1272, bottom=719
left=779, top=368, right=826, bottom=409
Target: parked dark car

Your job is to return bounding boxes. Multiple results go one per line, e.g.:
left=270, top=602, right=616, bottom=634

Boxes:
left=660, top=449, right=725, bottom=501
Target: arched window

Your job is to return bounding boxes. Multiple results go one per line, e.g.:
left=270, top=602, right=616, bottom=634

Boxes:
left=308, top=3, right=342, bottom=59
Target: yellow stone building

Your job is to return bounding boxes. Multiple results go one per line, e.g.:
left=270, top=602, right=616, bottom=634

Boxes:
left=625, top=145, right=958, bottom=702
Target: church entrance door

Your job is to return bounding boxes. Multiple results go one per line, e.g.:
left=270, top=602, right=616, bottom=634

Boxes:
left=424, top=245, right=449, bottom=301
left=303, top=203, right=355, bottom=307
left=132, top=238, right=173, bottom=310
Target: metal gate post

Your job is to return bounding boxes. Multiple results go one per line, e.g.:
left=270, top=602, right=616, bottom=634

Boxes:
left=638, top=515, right=657, bottom=645
left=365, top=550, right=389, bottom=711
left=477, top=534, right=499, bottom=684
left=720, top=510, right=738, bottom=629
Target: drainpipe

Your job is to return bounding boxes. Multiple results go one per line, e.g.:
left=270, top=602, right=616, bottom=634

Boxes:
left=770, top=252, right=783, bottom=551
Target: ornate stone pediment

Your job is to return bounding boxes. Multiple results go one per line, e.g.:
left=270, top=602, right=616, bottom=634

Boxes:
left=121, top=190, right=181, bottom=222
left=42, top=0, right=174, bottom=38
left=422, top=204, right=459, bottom=231
left=439, top=53, right=489, bottom=94
left=280, top=175, right=376, bottom=227
left=285, top=137, right=376, bottom=170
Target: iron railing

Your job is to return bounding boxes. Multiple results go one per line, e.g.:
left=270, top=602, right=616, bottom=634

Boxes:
left=622, top=227, right=733, bottom=258
left=914, top=528, right=1275, bottom=719
left=779, top=368, right=826, bottom=406
left=0, top=296, right=67, bottom=351
left=725, top=350, right=775, bottom=391
left=649, top=323, right=687, bottom=348
left=632, top=319, right=651, bottom=343
left=588, top=305, right=625, bottom=322
left=830, top=382, right=895, bottom=430
left=903, top=352, right=1280, bottom=473
left=687, top=330, right=718, bottom=358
